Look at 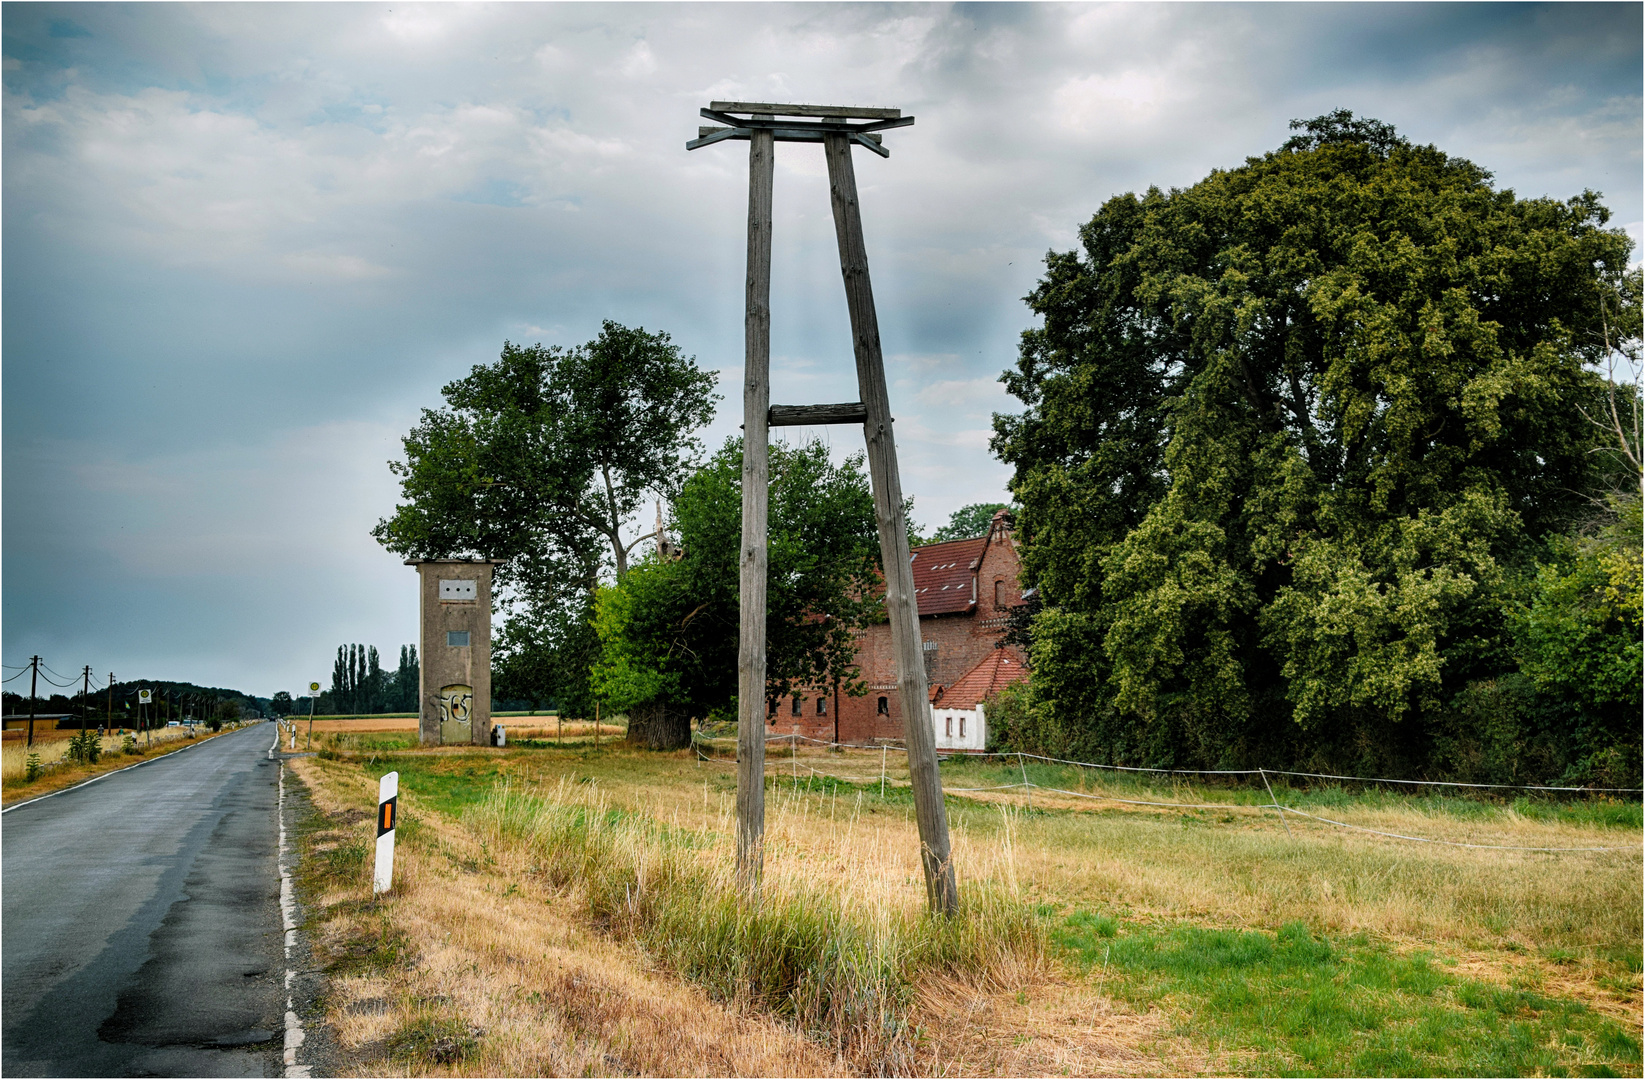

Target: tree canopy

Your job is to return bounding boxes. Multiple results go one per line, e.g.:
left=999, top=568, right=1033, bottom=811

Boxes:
left=992, top=113, right=1640, bottom=782
left=925, top=502, right=1010, bottom=543
left=373, top=321, right=719, bottom=712
left=591, top=437, right=882, bottom=747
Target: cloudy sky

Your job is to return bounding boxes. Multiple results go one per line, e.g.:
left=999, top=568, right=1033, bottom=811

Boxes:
left=3, top=2, right=1640, bottom=699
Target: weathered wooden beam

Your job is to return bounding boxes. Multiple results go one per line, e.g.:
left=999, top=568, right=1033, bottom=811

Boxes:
left=768, top=402, right=869, bottom=427
left=851, top=132, right=890, bottom=158
left=852, top=115, right=917, bottom=135
left=686, top=125, right=747, bottom=151
left=822, top=130, right=958, bottom=915
left=702, top=109, right=909, bottom=133
left=691, top=124, right=885, bottom=149
left=736, top=126, right=774, bottom=895
left=710, top=101, right=901, bottom=119
left=703, top=110, right=912, bottom=137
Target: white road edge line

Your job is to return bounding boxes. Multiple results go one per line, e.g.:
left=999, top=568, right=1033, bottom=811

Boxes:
left=278, top=755, right=312, bottom=1078
left=2, top=721, right=264, bottom=815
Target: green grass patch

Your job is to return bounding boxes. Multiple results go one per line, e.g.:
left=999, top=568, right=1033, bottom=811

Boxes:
left=936, top=758, right=1642, bottom=831
left=362, top=754, right=511, bottom=817
left=1052, top=911, right=1642, bottom=1076
left=384, top=1011, right=481, bottom=1065
left=325, top=915, right=415, bottom=977
left=323, top=732, right=419, bottom=754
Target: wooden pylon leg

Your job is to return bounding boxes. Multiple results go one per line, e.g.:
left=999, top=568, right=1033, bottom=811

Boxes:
left=822, top=131, right=958, bottom=915
left=736, top=125, right=775, bottom=894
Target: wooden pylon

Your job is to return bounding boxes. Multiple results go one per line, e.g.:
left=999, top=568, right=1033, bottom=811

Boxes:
left=690, top=102, right=957, bottom=913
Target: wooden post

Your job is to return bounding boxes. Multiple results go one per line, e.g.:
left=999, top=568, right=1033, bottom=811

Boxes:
left=736, top=123, right=775, bottom=892
left=823, top=131, right=958, bottom=914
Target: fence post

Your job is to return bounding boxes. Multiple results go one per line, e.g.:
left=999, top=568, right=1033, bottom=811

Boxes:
left=1259, top=768, right=1292, bottom=837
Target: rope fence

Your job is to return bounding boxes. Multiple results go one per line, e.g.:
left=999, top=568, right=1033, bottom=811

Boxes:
left=688, top=732, right=1642, bottom=853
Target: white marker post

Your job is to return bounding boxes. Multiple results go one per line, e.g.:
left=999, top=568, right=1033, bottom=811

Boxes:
left=373, top=771, right=399, bottom=896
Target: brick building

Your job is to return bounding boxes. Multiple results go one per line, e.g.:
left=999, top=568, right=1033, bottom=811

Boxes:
left=770, top=509, right=1028, bottom=745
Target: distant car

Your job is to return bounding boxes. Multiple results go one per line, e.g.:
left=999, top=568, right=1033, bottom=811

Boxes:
left=167, top=721, right=181, bottom=727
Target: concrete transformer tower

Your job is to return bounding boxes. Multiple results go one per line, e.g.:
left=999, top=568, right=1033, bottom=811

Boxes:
left=408, top=559, right=503, bottom=746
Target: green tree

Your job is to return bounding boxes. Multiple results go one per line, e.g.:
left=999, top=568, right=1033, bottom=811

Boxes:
left=927, top=502, right=1010, bottom=543
left=373, top=321, right=719, bottom=710
left=993, top=111, right=1637, bottom=775
left=1509, top=503, right=1643, bottom=784
left=270, top=691, right=294, bottom=717
left=391, top=645, right=420, bottom=712
left=591, top=437, right=882, bottom=748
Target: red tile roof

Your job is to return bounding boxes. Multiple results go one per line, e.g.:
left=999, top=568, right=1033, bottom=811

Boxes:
left=910, top=537, right=986, bottom=615
left=934, top=648, right=1028, bottom=711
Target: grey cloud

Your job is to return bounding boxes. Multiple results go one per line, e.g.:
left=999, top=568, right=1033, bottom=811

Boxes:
left=4, top=2, right=1638, bottom=695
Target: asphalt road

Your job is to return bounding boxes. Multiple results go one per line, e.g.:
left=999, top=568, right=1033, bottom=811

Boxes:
left=3, top=724, right=287, bottom=1077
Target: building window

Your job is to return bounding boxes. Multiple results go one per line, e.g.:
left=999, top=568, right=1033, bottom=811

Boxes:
left=446, top=631, right=470, bottom=647
left=877, top=696, right=889, bottom=715
left=994, top=579, right=1004, bottom=608
left=768, top=698, right=777, bottom=717
left=817, top=697, right=827, bottom=716
left=960, top=715, right=967, bottom=739
left=944, top=715, right=952, bottom=737
left=791, top=696, right=802, bottom=717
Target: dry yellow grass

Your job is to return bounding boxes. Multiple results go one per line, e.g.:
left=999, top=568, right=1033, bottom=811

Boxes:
left=300, top=715, right=617, bottom=742
left=291, top=742, right=1640, bottom=1075
left=507, top=745, right=1644, bottom=1036
left=290, top=752, right=1194, bottom=1076
left=296, top=754, right=841, bottom=1076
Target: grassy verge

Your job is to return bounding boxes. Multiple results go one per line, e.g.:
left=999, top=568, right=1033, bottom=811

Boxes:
left=1052, top=911, right=1641, bottom=1076
left=288, top=754, right=851, bottom=1076
left=292, top=741, right=1640, bottom=1076
left=467, top=781, right=1043, bottom=1071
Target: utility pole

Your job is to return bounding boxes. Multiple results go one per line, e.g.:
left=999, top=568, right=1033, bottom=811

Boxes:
left=81, top=666, right=91, bottom=737
left=26, top=656, right=40, bottom=748
left=688, top=102, right=958, bottom=913
left=107, top=673, right=115, bottom=732
left=732, top=114, right=774, bottom=894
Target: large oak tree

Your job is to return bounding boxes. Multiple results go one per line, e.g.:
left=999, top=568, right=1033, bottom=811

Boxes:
left=992, top=112, right=1638, bottom=779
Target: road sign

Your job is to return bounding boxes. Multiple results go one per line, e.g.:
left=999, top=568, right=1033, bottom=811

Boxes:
left=138, top=689, right=152, bottom=704
left=308, top=682, right=321, bottom=695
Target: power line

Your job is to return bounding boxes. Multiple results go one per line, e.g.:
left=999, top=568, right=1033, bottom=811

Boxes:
left=39, top=661, right=79, bottom=684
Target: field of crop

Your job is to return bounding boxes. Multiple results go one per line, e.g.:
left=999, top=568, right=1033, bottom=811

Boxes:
left=0, top=722, right=251, bottom=804
left=290, top=735, right=1642, bottom=1076
left=293, top=715, right=619, bottom=745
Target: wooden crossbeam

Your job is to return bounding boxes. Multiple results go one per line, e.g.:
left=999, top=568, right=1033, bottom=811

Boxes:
left=690, top=109, right=911, bottom=157
left=768, top=402, right=869, bottom=426
left=710, top=101, right=900, bottom=119
left=701, top=108, right=914, bottom=135
left=697, top=126, right=883, bottom=145
left=690, top=126, right=890, bottom=157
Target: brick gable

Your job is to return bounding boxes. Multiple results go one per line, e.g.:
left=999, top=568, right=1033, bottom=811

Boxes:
left=776, top=509, right=1026, bottom=744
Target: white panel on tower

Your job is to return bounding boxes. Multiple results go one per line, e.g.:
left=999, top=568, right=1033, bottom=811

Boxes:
left=439, top=579, right=477, bottom=601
